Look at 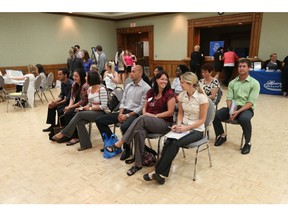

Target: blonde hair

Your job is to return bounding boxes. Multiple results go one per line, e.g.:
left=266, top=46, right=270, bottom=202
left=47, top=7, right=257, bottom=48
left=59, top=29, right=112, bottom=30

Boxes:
left=180, top=72, right=205, bottom=94
left=106, top=61, right=115, bottom=73
left=28, top=64, right=38, bottom=77
left=90, top=64, right=98, bottom=72
left=194, top=45, right=200, bottom=51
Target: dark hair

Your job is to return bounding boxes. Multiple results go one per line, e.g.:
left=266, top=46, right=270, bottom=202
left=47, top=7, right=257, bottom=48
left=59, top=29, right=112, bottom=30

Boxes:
left=74, top=45, right=80, bottom=49
left=117, top=47, right=123, bottom=57
left=177, top=64, right=190, bottom=73
left=201, top=63, right=213, bottom=73
left=36, top=64, right=47, bottom=77
left=96, top=45, right=102, bottom=52
left=72, top=69, right=86, bottom=99
left=153, top=70, right=171, bottom=96
left=82, top=49, right=90, bottom=62
left=239, top=58, right=251, bottom=67
left=87, top=71, right=101, bottom=86
left=283, top=56, right=288, bottom=65
left=59, top=68, right=70, bottom=77
left=217, top=47, right=224, bottom=52
left=227, top=46, right=233, bottom=51
left=154, top=66, right=164, bottom=73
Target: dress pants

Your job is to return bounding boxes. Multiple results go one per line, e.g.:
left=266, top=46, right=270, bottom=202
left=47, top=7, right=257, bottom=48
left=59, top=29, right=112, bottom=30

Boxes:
left=223, top=66, right=234, bottom=86
left=95, top=109, right=138, bottom=150
left=155, top=130, right=203, bottom=177
left=121, top=116, right=171, bottom=167
left=213, top=107, right=254, bottom=144
left=46, top=104, right=66, bottom=126
left=61, top=110, right=106, bottom=148
left=63, top=108, right=78, bottom=138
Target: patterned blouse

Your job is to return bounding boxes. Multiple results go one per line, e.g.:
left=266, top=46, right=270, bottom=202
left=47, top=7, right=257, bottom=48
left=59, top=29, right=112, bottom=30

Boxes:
left=199, top=78, right=221, bottom=104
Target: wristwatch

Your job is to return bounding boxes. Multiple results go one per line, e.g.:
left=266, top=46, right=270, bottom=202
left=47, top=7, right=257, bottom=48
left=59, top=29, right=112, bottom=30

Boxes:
left=125, top=114, right=129, bottom=118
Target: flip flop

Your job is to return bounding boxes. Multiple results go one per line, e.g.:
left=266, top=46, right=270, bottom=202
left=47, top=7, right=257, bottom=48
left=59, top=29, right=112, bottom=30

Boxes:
left=66, top=139, right=79, bottom=146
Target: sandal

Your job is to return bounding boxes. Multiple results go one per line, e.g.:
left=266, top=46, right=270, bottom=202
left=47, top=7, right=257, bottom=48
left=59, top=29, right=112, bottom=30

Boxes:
left=127, top=166, right=142, bottom=176
left=66, top=139, right=79, bottom=146
left=152, top=173, right=165, bottom=185
left=105, top=144, right=121, bottom=153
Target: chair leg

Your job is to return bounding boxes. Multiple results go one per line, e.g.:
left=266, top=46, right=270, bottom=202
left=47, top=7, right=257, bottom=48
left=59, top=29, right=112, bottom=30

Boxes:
left=42, top=92, right=48, bottom=102
left=240, top=132, right=244, bottom=150
left=88, top=122, right=92, bottom=139
left=193, top=146, right=200, bottom=181
left=49, top=89, right=55, bottom=99
left=182, top=148, right=186, bottom=158
left=207, top=144, right=212, bottom=167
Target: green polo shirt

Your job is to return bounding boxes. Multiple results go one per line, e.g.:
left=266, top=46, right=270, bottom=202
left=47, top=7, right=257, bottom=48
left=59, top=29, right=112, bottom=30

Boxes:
left=227, top=75, right=260, bottom=110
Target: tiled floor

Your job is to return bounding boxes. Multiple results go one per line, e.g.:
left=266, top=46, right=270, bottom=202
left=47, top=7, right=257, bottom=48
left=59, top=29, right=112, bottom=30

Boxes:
left=0, top=87, right=288, bottom=205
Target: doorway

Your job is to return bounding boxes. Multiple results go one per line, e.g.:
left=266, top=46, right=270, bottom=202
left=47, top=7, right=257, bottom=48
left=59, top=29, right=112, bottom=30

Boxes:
left=116, top=25, right=154, bottom=77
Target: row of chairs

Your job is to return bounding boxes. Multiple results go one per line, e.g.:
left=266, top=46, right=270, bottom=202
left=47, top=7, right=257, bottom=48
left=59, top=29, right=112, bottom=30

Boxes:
left=4, top=72, right=55, bottom=112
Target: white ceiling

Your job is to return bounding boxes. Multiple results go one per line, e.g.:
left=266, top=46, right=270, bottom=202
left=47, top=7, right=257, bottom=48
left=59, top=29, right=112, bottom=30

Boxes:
left=67, top=12, right=168, bottom=21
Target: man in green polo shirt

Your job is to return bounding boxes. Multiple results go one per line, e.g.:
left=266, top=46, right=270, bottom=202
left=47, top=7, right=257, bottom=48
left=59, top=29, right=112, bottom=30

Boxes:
left=213, top=58, right=260, bottom=154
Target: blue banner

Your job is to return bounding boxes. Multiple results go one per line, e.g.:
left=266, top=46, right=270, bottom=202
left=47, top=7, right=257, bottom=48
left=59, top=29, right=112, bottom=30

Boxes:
left=209, top=41, right=224, bottom=56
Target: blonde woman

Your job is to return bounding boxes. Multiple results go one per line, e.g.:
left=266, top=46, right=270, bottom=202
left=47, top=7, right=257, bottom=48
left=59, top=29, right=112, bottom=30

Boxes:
left=11, top=64, right=39, bottom=107
left=103, top=61, right=120, bottom=91
left=143, top=72, right=208, bottom=184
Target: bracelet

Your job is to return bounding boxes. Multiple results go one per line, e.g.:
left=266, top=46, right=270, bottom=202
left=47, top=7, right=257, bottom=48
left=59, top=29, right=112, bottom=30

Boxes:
left=89, top=107, right=92, bottom=111
left=125, top=114, right=129, bottom=118
left=155, top=114, right=158, bottom=118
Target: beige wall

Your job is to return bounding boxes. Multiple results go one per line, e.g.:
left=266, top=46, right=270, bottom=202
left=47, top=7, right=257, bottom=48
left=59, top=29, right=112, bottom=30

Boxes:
left=1, top=12, right=287, bottom=67
left=0, top=13, right=117, bottom=67
left=117, top=12, right=288, bottom=62
left=259, top=12, right=288, bottom=61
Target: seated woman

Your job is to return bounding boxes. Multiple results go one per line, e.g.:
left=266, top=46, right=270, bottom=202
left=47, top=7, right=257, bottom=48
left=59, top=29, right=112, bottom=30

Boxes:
left=52, top=71, right=109, bottom=151
left=143, top=72, right=208, bottom=184
left=171, top=64, right=190, bottom=95
left=262, top=53, right=282, bottom=71
left=36, top=64, right=48, bottom=89
left=105, top=71, right=176, bottom=176
left=199, top=63, right=221, bottom=104
left=102, top=61, right=120, bottom=91
left=60, top=69, right=89, bottom=145
left=12, top=64, right=38, bottom=107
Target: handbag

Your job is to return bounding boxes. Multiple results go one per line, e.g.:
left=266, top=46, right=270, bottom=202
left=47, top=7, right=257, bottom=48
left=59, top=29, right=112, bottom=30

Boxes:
left=142, top=145, right=157, bottom=167
left=103, top=133, right=122, bottom=159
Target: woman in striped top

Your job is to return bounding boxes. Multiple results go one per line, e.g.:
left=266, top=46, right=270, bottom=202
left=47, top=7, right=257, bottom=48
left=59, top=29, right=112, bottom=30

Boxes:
left=52, top=71, right=109, bottom=151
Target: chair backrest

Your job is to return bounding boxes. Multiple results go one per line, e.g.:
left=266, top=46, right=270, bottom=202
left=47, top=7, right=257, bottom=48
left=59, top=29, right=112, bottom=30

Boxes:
left=47, top=72, right=54, bottom=88
left=34, top=75, right=42, bottom=91
left=107, top=86, right=124, bottom=112
left=214, top=87, right=223, bottom=108
left=0, top=76, right=4, bottom=89
left=22, top=77, right=30, bottom=94
left=205, top=99, right=216, bottom=128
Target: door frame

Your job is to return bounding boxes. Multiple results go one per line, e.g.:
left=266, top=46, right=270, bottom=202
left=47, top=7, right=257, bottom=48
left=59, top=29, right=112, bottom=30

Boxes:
left=187, top=13, right=263, bottom=58
left=116, top=25, right=154, bottom=75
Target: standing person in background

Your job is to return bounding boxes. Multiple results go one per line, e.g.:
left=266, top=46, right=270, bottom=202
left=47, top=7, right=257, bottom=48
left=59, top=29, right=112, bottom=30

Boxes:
left=81, top=49, right=93, bottom=73
left=67, top=47, right=83, bottom=79
left=123, top=50, right=134, bottom=83
left=95, top=45, right=107, bottom=78
left=36, top=64, right=47, bottom=89
left=223, top=46, right=238, bottom=86
left=213, top=47, right=224, bottom=81
left=281, top=56, right=288, bottom=97
left=74, top=45, right=82, bottom=59
left=131, top=51, right=137, bottom=65
left=115, top=47, right=125, bottom=84
left=190, top=45, right=204, bottom=80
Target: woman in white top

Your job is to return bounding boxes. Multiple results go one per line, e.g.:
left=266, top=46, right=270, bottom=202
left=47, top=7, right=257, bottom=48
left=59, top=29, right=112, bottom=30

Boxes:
left=52, top=71, right=109, bottom=151
left=103, top=61, right=120, bottom=91
left=143, top=72, right=208, bottom=185
left=12, top=64, right=38, bottom=108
